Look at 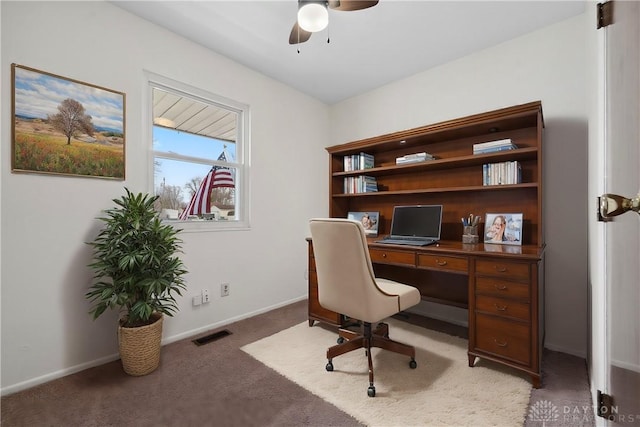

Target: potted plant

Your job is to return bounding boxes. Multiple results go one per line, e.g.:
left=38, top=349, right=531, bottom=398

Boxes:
left=86, top=188, right=187, bottom=376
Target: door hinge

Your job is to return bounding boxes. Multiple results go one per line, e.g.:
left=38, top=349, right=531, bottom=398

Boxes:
left=597, top=390, right=615, bottom=419
left=597, top=1, right=613, bottom=29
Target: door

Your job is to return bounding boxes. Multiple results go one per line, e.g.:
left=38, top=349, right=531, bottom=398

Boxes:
left=599, top=1, right=640, bottom=424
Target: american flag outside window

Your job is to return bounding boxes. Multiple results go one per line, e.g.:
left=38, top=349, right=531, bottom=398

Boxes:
left=179, top=150, right=235, bottom=220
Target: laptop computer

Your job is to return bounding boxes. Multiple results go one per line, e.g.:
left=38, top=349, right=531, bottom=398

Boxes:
left=375, top=205, right=443, bottom=246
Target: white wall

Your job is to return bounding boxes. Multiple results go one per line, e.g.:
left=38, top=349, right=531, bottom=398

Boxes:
left=1, top=1, right=328, bottom=394
left=330, top=13, right=591, bottom=357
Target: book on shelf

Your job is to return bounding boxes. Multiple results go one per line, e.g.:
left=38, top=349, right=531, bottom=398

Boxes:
left=482, top=161, right=522, bottom=186
left=343, top=175, right=378, bottom=194
left=473, top=138, right=518, bottom=154
left=395, top=152, right=435, bottom=164
left=344, top=152, right=375, bottom=171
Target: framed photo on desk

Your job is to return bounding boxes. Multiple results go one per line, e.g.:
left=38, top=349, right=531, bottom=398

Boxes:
left=348, top=211, right=379, bottom=236
left=484, top=213, right=522, bottom=245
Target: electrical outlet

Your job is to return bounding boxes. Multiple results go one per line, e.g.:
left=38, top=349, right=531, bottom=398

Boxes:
left=202, top=288, right=210, bottom=303
left=221, top=283, right=230, bottom=297
left=192, top=294, right=202, bottom=306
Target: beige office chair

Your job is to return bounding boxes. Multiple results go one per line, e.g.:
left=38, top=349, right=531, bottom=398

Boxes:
left=309, top=218, right=421, bottom=397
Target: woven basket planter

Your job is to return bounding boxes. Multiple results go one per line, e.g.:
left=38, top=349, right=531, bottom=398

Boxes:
left=118, top=312, right=163, bottom=376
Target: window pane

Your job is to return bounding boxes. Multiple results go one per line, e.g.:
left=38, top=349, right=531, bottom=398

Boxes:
left=148, top=77, right=248, bottom=227
left=154, top=156, right=237, bottom=221
left=153, top=87, right=238, bottom=146
left=153, top=126, right=235, bottom=162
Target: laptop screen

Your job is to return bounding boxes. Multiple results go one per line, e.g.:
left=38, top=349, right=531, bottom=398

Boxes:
left=389, top=205, right=443, bottom=239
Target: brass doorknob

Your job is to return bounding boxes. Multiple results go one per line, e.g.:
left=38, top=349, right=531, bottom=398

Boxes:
left=599, top=193, right=640, bottom=218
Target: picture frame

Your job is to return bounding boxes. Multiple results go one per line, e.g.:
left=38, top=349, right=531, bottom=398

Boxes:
left=11, top=64, right=125, bottom=179
left=348, top=211, right=379, bottom=236
left=484, top=213, right=523, bottom=245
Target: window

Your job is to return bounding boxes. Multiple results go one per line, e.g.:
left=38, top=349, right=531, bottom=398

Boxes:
left=147, top=72, right=250, bottom=230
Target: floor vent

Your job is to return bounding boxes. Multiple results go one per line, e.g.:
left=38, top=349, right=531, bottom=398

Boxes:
left=193, top=329, right=232, bottom=346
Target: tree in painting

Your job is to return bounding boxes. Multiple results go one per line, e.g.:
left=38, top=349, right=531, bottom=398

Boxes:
left=48, top=98, right=95, bottom=145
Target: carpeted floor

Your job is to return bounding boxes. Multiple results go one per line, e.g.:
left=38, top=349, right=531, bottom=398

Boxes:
left=1, top=300, right=593, bottom=426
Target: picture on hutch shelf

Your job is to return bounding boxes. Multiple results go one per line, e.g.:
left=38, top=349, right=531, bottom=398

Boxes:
left=484, top=213, right=523, bottom=245
left=348, top=211, right=379, bottom=236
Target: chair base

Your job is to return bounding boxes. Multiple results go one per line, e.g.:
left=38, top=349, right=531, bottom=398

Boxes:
left=325, top=322, right=417, bottom=397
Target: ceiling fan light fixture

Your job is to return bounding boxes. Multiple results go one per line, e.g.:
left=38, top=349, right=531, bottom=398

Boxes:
left=298, top=2, right=328, bottom=32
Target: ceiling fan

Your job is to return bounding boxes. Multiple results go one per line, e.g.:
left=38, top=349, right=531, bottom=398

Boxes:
left=289, top=0, right=379, bottom=45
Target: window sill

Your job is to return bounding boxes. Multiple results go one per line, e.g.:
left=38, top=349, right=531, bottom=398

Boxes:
left=163, top=219, right=250, bottom=232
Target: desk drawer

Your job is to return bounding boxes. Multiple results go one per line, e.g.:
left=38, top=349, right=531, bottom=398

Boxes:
left=476, top=259, right=530, bottom=281
left=475, top=314, right=530, bottom=365
left=417, top=254, right=468, bottom=273
left=476, top=295, right=530, bottom=321
left=369, top=248, right=415, bottom=266
left=476, top=277, right=530, bottom=300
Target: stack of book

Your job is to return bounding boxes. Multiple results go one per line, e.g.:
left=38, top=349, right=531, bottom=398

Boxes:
left=344, top=152, right=375, bottom=171
left=482, top=161, right=522, bottom=186
left=343, top=176, right=378, bottom=194
left=473, top=138, right=517, bottom=154
left=395, top=152, right=435, bottom=165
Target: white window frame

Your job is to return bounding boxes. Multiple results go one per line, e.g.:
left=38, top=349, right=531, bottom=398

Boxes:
left=145, top=70, right=251, bottom=232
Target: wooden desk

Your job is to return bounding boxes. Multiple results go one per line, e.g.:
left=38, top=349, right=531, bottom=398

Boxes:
left=307, top=239, right=545, bottom=388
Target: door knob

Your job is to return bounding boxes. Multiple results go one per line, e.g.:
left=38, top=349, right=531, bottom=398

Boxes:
left=599, top=193, right=640, bottom=219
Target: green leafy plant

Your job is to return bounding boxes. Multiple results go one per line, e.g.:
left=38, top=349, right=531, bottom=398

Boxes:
left=86, top=188, right=187, bottom=327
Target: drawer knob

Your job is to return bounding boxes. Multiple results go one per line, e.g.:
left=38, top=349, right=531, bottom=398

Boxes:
left=435, top=259, right=448, bottom=266
left=494, top=338, right=508, bottom=347
left=494, top=303, right=508, bottom=311
left=495, top=265, right=508, bottom=273
left=494, top=284, right=508, bottom=291
left=382, top=253, right=387, bottom=258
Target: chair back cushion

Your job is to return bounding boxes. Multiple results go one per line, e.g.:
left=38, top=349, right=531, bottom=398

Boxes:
left=309, top=218, right=411, bottom=323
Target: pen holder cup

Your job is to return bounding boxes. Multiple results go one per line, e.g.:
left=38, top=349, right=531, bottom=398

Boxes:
left=462, top=225, right=479, bottom=244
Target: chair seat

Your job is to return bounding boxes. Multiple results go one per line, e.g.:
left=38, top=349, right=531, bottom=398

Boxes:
left=376, top=278, right=421, bottom=312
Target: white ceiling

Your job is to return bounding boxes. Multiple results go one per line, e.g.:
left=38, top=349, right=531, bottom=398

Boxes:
left=113, top=0, right=586, bottom=105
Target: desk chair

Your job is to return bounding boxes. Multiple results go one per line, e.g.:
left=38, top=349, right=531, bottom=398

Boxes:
left=309, top=218, right=421, bottom=397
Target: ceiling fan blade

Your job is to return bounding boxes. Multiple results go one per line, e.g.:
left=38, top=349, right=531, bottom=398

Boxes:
left=328, top=0, right=378, bottom=12
left=288, top=22, right=312, bottom=45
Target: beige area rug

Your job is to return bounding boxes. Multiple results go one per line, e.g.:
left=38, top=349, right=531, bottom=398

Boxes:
left=242, top=319, right=532, bottom=426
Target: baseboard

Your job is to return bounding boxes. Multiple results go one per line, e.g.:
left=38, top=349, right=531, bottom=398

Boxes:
left=1, top=353, right=120, bottom=396
left=544, top=341, right=587, bottom=359
left=162, top=295, right=307, bottom=345
left=611, top=358, right=640, bottom=373
left=1, top=295, right=307, bottom=397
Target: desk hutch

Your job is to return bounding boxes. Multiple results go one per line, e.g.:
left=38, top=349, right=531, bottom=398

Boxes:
left=307, top=101, right=545, bottom=387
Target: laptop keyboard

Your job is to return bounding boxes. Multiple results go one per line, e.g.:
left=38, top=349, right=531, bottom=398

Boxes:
left=375, top=238, right=437, bottom=246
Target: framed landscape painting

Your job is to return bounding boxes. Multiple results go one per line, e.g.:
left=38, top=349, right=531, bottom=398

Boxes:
left=348, top=211, right=379, bottom=236
left=11, top=64, right=125, bottom=179
left=484, top=213, right=523, bottom=245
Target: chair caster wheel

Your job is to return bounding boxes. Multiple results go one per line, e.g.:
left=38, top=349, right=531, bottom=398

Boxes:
left=409, top=359, right=417, bottom=369
left=337, top=337, right=345, bottom=344
left=367, top=386, right=376, bottom=397
left=326, top=361, right=333, bottom=371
